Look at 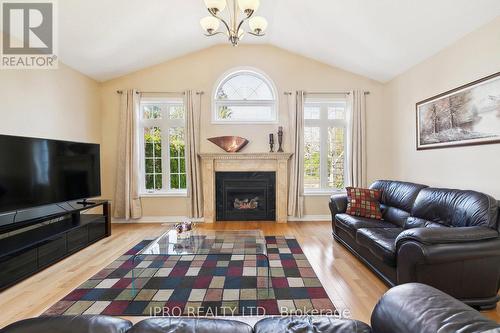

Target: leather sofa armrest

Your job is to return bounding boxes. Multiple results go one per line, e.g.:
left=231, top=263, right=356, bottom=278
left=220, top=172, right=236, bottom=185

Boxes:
left=0, top=316, right=133, bottom=333
left=371, top=283, right=500, bottom=333
left=255, top=316, right=371, bottom=333
left=129, top=318, right=253, bottom=333
left=396, top=226, right=499, bottom=246
left=329, top=193, right=348, bottom=216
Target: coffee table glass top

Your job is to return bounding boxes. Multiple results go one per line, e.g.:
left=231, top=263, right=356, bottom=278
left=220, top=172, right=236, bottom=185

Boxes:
left=136, top=229, right=267, bottom=256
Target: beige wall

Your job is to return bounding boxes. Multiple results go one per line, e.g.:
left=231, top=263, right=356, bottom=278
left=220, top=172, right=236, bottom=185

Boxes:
left=0, top=63, right=101, bottom=144
left=384, top=16, right=500, bottom=198
left=101, top=44, right=390, bottom=218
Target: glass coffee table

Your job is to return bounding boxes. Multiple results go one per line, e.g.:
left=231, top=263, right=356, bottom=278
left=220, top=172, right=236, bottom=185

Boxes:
left=131, top=229, right=270, bottom=295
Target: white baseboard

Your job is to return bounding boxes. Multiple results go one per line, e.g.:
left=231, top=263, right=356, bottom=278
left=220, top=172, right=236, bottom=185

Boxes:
left=287, top=215, right=331, bottom=222
left=112, top=216, right=204, bottom=224
left=112, top=215, right=330, bottom=223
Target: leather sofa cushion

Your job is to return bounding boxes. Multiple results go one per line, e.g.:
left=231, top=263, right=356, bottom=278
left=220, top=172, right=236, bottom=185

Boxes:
left=371, top=283, right=500, bottom=333
left=404, top=217, right=446, bottom=229
left=410, top=188, right=499, bottom=228
left=369, top=180, right=428, bottom=213
left=254, top=316, right=371, bottom=333
left=356, top=228, right=403, bottom=266
left=335, top=213, right=398, bottom=238
left=379, top=205, right=410, bottom=228
left=0, top=316, right=132, bottom=333
left=128, top=318, right=253, bottom=333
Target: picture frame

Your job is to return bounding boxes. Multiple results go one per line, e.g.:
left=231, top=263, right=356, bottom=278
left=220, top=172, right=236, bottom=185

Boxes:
left=416, top=72, right=500, bottom=150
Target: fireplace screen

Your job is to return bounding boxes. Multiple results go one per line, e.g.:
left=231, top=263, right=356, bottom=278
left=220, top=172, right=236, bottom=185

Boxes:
left=216, top=172, right=276, bottom=221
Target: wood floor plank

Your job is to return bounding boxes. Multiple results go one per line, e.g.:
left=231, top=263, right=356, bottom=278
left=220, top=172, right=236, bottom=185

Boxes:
left=0, top=221, right=498, bottom=328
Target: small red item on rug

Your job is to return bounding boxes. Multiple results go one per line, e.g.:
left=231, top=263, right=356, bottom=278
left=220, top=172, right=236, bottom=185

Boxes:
left=345, top=187, right=383, bottom=220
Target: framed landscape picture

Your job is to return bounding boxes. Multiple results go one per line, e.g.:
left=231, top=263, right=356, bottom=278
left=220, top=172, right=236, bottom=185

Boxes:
left=416, top=72, right=500, bottom=150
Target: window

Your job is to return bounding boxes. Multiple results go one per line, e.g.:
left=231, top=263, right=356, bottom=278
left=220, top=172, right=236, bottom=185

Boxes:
left=304, top=97, right=348, bottom=193
left=213, top=69, right=277, bottom=123
left=140, top=97, right=187, bottom=195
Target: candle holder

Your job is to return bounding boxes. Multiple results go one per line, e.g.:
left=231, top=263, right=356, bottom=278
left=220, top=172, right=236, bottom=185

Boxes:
left=277, top=126, right=284, bottom=152
left=269, top=133, right=274, bottom=152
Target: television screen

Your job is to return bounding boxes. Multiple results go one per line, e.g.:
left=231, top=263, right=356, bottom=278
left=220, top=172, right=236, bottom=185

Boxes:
left=0, top=135, right=101, bottom=213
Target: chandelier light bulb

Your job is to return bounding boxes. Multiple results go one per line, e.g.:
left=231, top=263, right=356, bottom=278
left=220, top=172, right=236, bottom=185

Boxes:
left=249, top=16, right=268, bottom=34
left=238, top=0, right=260, bottom=12
left=200, top=16, right=220, bottom=34
left=204, top=0, right=227, bottom=12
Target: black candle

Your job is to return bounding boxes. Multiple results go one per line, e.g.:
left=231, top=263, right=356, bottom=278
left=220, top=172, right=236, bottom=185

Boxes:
left=269, top=133, right=274, bottom=144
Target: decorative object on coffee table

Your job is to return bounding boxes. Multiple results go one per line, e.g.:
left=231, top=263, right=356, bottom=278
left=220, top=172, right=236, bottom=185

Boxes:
left=174, top=220, right=193, bottom=239
left=208, top=136, right=249, bottom=153
left=269, top=133, right=274, bottom=152
left=416, top=71, right=500, bottom=150
left=277, top=126, right=284, bottom=152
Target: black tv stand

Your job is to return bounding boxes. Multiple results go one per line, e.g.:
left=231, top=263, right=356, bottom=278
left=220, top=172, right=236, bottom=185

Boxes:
left=0, top=200, right=111, bottom=291
left=76, top=199, right=96, bottom=205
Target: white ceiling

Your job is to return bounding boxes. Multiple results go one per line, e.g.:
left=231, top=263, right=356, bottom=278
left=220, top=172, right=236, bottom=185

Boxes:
left=56, top=0, right=500, bottom=82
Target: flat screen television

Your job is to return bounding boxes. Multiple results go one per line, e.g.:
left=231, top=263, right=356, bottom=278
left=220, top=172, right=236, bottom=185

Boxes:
left=0, top=135, right=101, bottom=213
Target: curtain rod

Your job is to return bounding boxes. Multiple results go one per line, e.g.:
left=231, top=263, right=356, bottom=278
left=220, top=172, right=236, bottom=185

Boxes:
left=116, top=90, right=186, bottom=95
left=283, top=91, right=370, bottom=95
left=305, top=91, right=370, bottom=95
left=116, top=90, right=205, bottom=95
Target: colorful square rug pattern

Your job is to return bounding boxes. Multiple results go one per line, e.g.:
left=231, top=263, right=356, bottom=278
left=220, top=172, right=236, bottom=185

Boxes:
left=44, top=236, right=335, bottom=316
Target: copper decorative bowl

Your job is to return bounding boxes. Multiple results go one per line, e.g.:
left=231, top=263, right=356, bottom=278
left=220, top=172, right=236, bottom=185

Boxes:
left=208, top=136, right=249, bottom=153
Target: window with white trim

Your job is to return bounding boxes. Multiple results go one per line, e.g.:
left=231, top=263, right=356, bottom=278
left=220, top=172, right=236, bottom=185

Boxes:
left=213, top=69, right=277, bottom=123
left=139, top=97, right=187, bottom=195
left=304, top=96, right=348, bottom=193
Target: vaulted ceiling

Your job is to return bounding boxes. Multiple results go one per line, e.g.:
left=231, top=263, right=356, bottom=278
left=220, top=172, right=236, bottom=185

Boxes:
left=57, top=0, right=500, bottom=82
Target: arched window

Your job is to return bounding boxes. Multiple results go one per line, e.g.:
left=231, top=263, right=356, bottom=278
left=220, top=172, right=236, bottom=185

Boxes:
left=213, top=69, right=278, bottom=123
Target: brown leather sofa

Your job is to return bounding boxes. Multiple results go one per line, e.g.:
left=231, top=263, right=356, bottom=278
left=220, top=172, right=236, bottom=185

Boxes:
left=330, top=180, right=500, bottom=309
left=2, top=284, right=499, bottom=333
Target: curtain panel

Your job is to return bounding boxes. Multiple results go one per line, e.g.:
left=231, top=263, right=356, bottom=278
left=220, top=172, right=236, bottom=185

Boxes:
left=347, top=90, right=367, bottom=188
left=113, top=89, right=143, bottom=220
left=288, top=91, right=305, bottom=218
left=185, top=90, right=203, bottom=218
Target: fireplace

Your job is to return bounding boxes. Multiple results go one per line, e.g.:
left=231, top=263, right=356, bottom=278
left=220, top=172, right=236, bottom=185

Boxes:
left=216, top=172, right=276, bottom=221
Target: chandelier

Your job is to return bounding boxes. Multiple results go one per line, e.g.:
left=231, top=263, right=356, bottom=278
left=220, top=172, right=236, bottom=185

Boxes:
left=200, top=0, right=268, bottom=46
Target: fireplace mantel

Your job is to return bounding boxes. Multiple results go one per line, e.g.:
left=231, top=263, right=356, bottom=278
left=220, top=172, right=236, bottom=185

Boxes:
left=199, top=153, right=292, bottom=223
left=199, top=153, right=292, bottom=160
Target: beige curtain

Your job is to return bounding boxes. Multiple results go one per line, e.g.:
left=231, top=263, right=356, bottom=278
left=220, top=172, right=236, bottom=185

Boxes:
left=288, top=91, right=305, bottom=218
left=185, top=90, right=203, bottom=218
left=347, top=90, right=367, bottom=188
left=113, top=89, right=143, bottom=219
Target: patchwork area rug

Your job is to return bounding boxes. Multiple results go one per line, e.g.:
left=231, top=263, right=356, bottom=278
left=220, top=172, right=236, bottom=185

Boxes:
left=44, top=236, right=335, bottom=316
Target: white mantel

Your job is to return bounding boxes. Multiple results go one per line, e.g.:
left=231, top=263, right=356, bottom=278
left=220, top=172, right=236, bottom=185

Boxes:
left=199, top=153, right=293, bottom=223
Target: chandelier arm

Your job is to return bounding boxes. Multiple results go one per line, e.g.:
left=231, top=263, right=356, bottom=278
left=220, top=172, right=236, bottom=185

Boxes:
left=247, top=31, right=266, bottom=37
left=207, top=8, right=232, bottom=35
left=204, top=32, right=226, bottom=37
left=235, top=10, right=254, bottom=36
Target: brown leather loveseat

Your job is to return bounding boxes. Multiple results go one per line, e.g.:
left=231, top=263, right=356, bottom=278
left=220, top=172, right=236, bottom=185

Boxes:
left=330, top=180, right=500, bottom=309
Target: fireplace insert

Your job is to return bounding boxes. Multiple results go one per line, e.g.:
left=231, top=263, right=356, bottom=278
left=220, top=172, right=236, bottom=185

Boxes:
left=216, top=172, right=276, bottom=221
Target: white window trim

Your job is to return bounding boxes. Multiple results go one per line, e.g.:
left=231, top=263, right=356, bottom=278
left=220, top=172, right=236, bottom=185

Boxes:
left=140, top=190, right=188, bottom=198
left=139, top=97, right=188, bottom=197
left=212, top=67, right=279, bottom=124
left=304, top=98, right=349, bottom=194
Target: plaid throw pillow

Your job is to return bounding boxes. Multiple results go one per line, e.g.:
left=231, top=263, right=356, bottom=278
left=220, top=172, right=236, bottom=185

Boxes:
left=345, top=187, right=383, bottom=220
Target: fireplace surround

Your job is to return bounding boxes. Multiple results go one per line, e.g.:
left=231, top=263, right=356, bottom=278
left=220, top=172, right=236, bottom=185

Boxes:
left=199, top=153, right=292, bottom=223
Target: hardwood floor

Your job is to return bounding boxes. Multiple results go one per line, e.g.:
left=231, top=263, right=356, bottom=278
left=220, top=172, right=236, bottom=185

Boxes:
left=0, top=221, right=498, bottom=328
